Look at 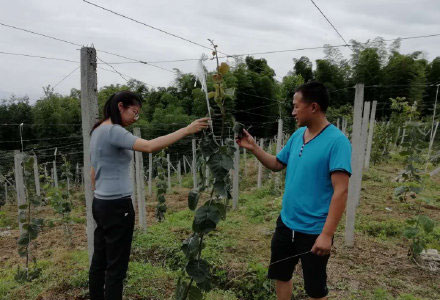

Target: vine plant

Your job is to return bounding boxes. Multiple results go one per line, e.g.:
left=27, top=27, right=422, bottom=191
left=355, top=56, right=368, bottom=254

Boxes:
left=15, top=155, right=43, bottom=282
left=155, top=150, right=168, bottom=222
left=175, top=43, right=239, bottom=299
left=44, top=158, right=73, bottom=246
left=393, top=114, right=436, bottom=259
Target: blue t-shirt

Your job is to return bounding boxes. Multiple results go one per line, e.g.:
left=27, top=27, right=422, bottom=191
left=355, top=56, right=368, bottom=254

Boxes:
left=276, top=124, right=352, bottom=234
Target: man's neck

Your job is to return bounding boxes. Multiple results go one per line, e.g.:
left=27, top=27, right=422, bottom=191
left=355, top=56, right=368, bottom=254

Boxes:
left=306, top=116, right=329, bottom=136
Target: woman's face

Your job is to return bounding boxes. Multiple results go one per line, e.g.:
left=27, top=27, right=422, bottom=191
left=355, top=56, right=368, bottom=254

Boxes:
left=118, top=103, right=140, bottom=126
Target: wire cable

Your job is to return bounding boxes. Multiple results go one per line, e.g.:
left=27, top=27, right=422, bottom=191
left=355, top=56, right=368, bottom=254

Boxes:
left=309, top=0, right=349, bottom=46
left=53, top=66, right=80, bottom=88
left=81, top=0, right=218, bottom=53
left=0, top=50, right=78, bottom=63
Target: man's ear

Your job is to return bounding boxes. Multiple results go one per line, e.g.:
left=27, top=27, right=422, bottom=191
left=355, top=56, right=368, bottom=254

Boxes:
left=311, top=102, right=318, bottom=113
left=117, top=102, right=123, bottom=112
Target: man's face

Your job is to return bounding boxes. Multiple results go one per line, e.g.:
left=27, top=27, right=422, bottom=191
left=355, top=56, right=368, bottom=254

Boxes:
left=292, top=92, right=313, bottom=127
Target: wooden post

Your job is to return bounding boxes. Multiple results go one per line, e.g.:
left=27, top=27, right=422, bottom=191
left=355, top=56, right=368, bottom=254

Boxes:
left=80, top=46, right=99, bottom=263
left=345, top=84, right=364, bottom=247
left=14, top=150, right=26, bottom=234
left=33, top=155, right=40, bottom=196
left=192, top=139, right=197, bottom=189
left=232, top=140, right=240, bottom=209
left=53, top=160, right=58, bottom=188
left=44, top=164, right=48, bottom=178
left=4, top=183, right=7, bottom=203
left=177, top=161, right=182, bottom=187
left=148, top=153, right=152, bottom=196
left=337, top=118, right=340, bottom=129
left=257, top=138, right=264, bottom=188
left=167, top=153, right=172, bottom=191
left=364, top=101, right=377, bottom=169
left=133, top=128, right=147, bottom=230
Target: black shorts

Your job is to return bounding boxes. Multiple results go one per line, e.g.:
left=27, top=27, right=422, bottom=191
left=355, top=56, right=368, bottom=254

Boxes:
left=268, top=215, right=330, bottom=298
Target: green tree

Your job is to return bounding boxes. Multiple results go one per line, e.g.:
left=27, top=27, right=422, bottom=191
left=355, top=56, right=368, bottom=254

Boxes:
left=381, top=52, right=428, bottom=114
left=0, top=96, right=34, bottom=151
left=293, top=56, right=313, bottom=82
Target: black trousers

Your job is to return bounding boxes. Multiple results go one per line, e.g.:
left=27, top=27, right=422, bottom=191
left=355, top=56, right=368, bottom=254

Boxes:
left=89, top=197, right=135, bottom=300
left=268, top=215, right=330, bottom=298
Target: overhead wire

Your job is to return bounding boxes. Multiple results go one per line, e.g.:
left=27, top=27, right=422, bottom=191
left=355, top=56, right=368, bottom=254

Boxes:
left=308, top=0, right=350, bottom=46
left=0, top=50, right=78, bottom=63
left=81, top=0, right=228, bottom=55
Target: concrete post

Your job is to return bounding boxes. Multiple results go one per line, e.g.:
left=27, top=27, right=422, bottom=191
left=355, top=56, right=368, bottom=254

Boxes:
left=53, top=160, right=58, bottom=188
left=192, top=139, right=197, bottom=189
left=80, top=47, right=99, bottom=263
left=177, top=161, right=182, bottom=187
left=345, top=84, right=364, bottom=247
left=167, top=153, right=171, bottom=191
left=14, top=150, right=26, bottom=234
left=232, top=140, right=240, bottom=209
left=133, top=128, right=147, bottom=230
left=148, top=153, right=153, bottom=196
left=364, top=101, right=377, bottom=169
left=257, top=138, right=264, bottom=188
left=33, top=155, right=40, bottom=196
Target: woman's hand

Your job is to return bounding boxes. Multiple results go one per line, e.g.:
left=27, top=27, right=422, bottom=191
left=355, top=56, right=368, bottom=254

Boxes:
left=235, top=129, right=258, bottom=152
left=185, top=117, right=210, bottom=135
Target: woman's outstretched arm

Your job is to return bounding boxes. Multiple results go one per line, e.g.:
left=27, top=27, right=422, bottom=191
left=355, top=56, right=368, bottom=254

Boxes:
left=133, top=117, right=209, bottom=153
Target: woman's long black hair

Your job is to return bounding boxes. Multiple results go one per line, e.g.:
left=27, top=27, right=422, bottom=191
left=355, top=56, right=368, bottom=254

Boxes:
left=90, top=90, right=142, bottom=134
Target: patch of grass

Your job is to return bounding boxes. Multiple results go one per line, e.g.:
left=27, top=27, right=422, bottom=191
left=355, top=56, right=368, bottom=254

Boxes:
left=131, top=209, right=192, bottom=269
left=240, top=185, right=281, bottom=224
left=0, top=249, right=90, bottom=300
left=363, top=168, right=386, bottom=183
left=205, top=289, right=238, bottom=300
left=125, top=261, right=176, bottom=299
left=356, top=219, right=403, bottom=239
left=0, top=209, right=16, bottom=229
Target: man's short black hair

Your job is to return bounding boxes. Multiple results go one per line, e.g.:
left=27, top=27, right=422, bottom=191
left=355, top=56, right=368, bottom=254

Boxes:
left=295, top=81, right=329, bottom=112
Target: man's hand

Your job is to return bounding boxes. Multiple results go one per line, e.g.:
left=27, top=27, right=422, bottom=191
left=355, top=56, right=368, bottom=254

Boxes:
left=311, top=233, right=332, bottom=256
left=235, top=129, right=258, bottom=152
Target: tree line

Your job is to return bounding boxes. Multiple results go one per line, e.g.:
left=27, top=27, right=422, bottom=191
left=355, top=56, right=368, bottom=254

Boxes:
left=1, top=37, right=439, bottom=175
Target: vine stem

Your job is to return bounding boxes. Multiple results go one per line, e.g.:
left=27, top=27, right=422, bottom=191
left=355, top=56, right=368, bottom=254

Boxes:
left=183, top=278, right=194, bottom=299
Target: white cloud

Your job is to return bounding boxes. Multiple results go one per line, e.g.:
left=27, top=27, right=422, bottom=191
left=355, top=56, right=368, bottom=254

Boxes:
left=0, top=0, right=439, bottom=103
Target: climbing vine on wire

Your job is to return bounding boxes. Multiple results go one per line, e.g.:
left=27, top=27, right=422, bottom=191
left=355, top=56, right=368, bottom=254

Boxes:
left=15, top=155, right=43, bottom=282
left=44, top=156, right=73, bottom=246
left=175, top=43, right=238, bottom=299
left=155, top=150, right=168, bottom=222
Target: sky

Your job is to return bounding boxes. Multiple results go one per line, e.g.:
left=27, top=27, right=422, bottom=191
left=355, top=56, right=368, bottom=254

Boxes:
left=1, top=0, right=439, bottom=103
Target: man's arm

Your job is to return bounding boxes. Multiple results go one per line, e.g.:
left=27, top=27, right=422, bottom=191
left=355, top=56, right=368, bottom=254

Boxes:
left=236, top=129, right=285, bottom=172
left=311, top=171, right=349, bottom=256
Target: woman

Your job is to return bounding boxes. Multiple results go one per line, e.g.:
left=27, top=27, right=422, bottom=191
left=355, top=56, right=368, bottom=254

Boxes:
left=88, top=91, right=209, bottom=300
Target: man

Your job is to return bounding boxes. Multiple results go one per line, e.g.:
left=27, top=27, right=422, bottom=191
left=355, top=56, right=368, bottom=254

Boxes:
left=236, top=81, right=351, bottom=300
